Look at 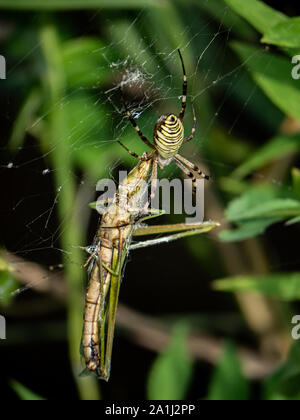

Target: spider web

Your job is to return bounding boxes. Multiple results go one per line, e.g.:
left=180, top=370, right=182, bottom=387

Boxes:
left=0, top=5, right=290, bottom=300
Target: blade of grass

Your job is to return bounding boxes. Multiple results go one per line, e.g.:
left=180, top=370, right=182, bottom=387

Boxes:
left=214, top=273, right=300, bottom=301
left=197, top=0, right=256, bottom=40
left=292, top=168, right=300, bottom=200
left=40, top=25, right=100, bottom=400
left=10, top=89, right=41, bottom=151
left=147, top=2, right=214, bottom=125
left=264, top=342, right=300, bottom=400
left=231, top=42, right=300, bottom=122
left=224, top=0, right=287, bottom=34
left=0, top=0, right=163, bottom=10
left=232, top=134, right=300, bottom=180
left=207, top=342, right=250, bottom=400
left=147, top=323, right=193, bottom=400
left=262, top=17, right=300, bottom=49
left=11, top=380, right=45, bottom=401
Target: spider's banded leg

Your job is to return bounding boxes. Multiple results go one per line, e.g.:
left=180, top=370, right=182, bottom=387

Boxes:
left=71, top=244, right=99, bottom=256
left=178, top=49, right=187, bottom=122
left=83, top=246, right=100, bottom=268
left=184, top=104, right=196, bottom=143
left=120, top=91, right=154, bottom=150
left=117, top=140, right=142, bottom=160
left=175, top=153, right=210, bottom=180
left=173, top=158, right=198, bottom=192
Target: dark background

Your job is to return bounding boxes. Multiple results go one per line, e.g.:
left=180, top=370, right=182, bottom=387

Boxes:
left=0, top=0, right=300, bottom=400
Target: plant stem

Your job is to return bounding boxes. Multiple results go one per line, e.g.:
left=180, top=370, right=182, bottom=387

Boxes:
left=40, top=24, right=100, bottom=400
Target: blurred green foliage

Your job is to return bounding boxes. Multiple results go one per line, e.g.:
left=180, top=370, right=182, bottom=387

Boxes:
left=11, top=380, right=45, bottom=401
left=1, top=0, right=300, bottom=401
left=0, top=256, right=19, bottom=306
left=264, top=343, right=300, bottom=400
left=207, top=342, right=250, bottom=400
left=147, top=323, right=193, bottom=400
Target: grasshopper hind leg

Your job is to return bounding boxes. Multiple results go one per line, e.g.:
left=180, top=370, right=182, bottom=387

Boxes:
left=82, top=248, right=104, bottom=377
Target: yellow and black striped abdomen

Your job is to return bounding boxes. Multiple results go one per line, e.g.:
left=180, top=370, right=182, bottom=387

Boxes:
left=154, top=114, right=184, bottom=160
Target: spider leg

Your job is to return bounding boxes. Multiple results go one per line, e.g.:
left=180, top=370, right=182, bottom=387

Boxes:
left=175, top=153, right=210, bottom=180
left=184, top=104, right=196, bottom=143
left=119, top=90, right=154, bottom=150
left=178, top=49, right=187, bottom=122
left=83, top=247, right=99, bottom=268
left=117, top=140, right=142, bottom=160
left=173, top=158, right=198, bottom=193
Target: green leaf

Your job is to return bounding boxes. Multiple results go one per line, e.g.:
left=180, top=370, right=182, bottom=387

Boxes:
left=219, top=218, right=280, bottom=242
left=232, top=134, right=300, bottom=180
left=292, top=168, right=300, bottom=200
left=10, top=89, right=41, bottom=151
left=0, top=257, right=19, bottom=306
left=195, top=0, right=256, bottom=40
left=232, top=42, right=300, bottom=122
left=224, top=0, right=287, bottom=34
left=229, top=199, right=300, bottom=220
left=208, top=128, right=254, bottom=165
left=219, top=186, right=295, bottom=241
left=225, top=186, right=277, bottom=220
left=108, top=19, right=159, bottom=75
left=62, top=38, right=111, bottom=88
left=224, top=186, right=299, bottom=222
left=207, top=342, right=250, bottom=400
left=0, top=271, right=18, bottom=305
left=264, top=342, right=300, bottom=400
left=262, top=17, right=300, bottom=49
left=219, top=177, right=251, bottom=195
left=0, top=0, right=162, bottom=10
left=11, top=380, right=45, bottom=401
left=214, top=273, right=300, bottom=301
left=61, top=91, right=149, bottom=180
left=147, top=323, right=193, bottom=400
left=286, top=216, right=300, bottom=226
left=61, top=93, right=112, bottom=178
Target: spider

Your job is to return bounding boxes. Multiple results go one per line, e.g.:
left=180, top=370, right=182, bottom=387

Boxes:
left=118, top=49, right=209, bottom=203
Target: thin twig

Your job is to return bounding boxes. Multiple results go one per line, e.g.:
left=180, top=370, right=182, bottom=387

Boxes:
left=3, top=251, right=278, bottom=379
